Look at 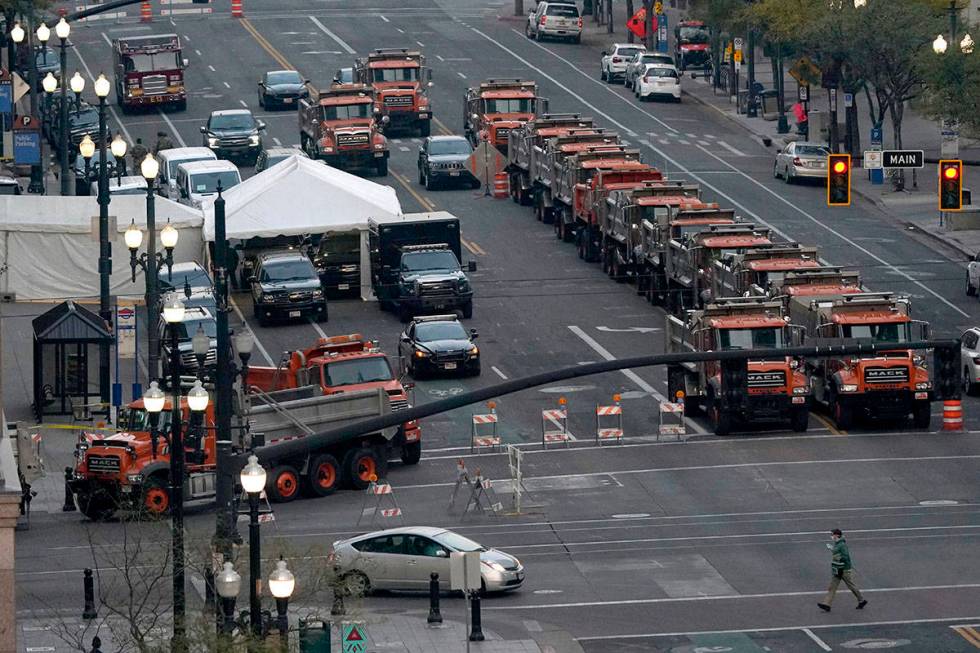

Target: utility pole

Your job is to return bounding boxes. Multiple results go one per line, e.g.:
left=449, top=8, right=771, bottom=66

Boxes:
left=746, top=28, right=757, bottom=118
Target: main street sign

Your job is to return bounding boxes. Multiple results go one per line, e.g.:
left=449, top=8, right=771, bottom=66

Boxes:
left=881, top=150, right=924, bottom=169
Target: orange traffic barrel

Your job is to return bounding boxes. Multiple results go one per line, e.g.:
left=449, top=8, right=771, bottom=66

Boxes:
left=140, top=1, right=152, bottom=22
left=942, top=400, right=962, bottom=431
left=231, top=0, right=244, bottom=17
left=492, top=172, right=508, bottom=198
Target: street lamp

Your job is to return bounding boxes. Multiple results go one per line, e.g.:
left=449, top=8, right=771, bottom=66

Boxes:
left=35, top=23, right=49, bottom=65
left=70, top=72, right=85, bottom=117
left=143, top=380, right=165, bottom=458
left=214, top=561, right=241, bottom=636
left=268, top=558, right=295, bottom=649
left=79, top=134, right=94, bottom=196
left=192, top=326, right=210, bottom=379
left=42, top=72, right=56, bottom=94
left=111, top=134, right=127, bottom=184
left=93, top=72, right=113, bottom=411
left=962, top=34, right=975, bottom=54
left=240, top=454, right=267, bottom=639
left=934, top=34, right=948, bottom=54
left=14, top=21, right=45, bottom=194
left=10, top=23, right=23, bottom=45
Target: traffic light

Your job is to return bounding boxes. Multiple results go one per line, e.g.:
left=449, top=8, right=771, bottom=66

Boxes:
left=933, top=344, right=960, bottom=400
left=827, top=154, right=851, bottom=206
left=939, top=160, right=963, bottom=211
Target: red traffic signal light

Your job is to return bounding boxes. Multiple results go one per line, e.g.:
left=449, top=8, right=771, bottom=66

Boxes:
left=827, top=154, right=851, bottom=206
left=939, top=160, right=963, bottom=211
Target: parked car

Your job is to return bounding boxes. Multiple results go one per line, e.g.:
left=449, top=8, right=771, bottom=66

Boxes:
left=624, top=52, right=675, bottom=89
left=0, top=174, right=22, bottom=195
left=398, top=314, right=480, bottom=378
left=258, top=69, right=309, bottom=109
left=526, top=1, right=582, bottom=43
left=255, top=146, right=309, bottom=173
left=311, top=231, right=361, bottom=296
left=600, top=43, right=645, bottom=83
left=156, top=147, right=218, bottom=200
left=162, top=287, right=217, bottom=314
left=961, top=328, right=980, bottom=395
left=329, top=527, right=524, bottom=595
left=159, top=306, right=217, bottom=379
left=773, top=141, right=830, bottom=184
left=159, top=261, right=213, bottom=295
left=48, top=101, right=99, bottom=152
left=634, top=64, right=682, bottom=102
left=175, top=159, right=242, bottom=208
left=201, top=109, right=265, bottom=164
left=417, top=135, right=477, bottom=190
left=249, top=250, right=326, bottom=326
left=72, top=152, right=118, bottom=196
left=93, top=175, right=148, bottom=196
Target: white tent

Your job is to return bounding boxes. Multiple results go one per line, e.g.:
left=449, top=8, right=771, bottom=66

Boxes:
left=201, top=155, right=402, bottom=299
left=0, top=195, right=204, bottom=301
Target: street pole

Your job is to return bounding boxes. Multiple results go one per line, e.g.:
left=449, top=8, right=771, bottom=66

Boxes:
left=248, top=492, right=262, bottom=639
left=26, top=18, right=43, bottom=194
left=96, top=84, right=111, bottom=411
left=746, top=28, right=757, bottom=118
left=514, top=0, right=523, bottom=17
left=145, top=182, right=159, bottom=380
left=58, top=35, right=68, bottom=195
left=169, top=333, right=186, bottom=652
left=775, top=45, right=790, bottom=134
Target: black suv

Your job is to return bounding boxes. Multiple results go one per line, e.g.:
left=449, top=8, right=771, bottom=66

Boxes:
left=250, top=251, right=326, bottom=326
left=159, top=306, right=217, bottom=379
left=417, top=135, right=478, bottom=190
left=312, top=231, right=360, bottom=296
left=398, top=314, right=480, bottom=378
left=48, top=100, right=99, bottom=153
left=257, top=69, right=309, bottom=110
left=201, top=109, right=265, bottom=164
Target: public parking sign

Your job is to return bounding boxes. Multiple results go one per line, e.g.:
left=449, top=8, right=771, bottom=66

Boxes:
left=882, top=150, right=924, bottom=169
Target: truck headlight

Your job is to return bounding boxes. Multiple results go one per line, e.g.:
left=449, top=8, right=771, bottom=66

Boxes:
left=374, top=143, right=385, bottom=150
left=839, top=384, right=858, bottom=393
left=414, top=350, right=430, bottom=358
left=792, top=386, right=808, bottom=394
left=208, top=137, right=218, bottom=147
left=468, top=345, right=479, bottom=356
left=127, top=474, right=143, bottom=484
left=249, top=135, right=260, bottom=146
left=915, top=382, right=932, bottom=390
left=312, top=289, right=323, bottom=298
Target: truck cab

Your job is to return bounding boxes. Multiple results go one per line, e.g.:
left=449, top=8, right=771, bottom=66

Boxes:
left=674, top=20, right=711, bottom=71
left=464, top=79, right=547, bottom=153
left=112, top=34, right=187, bottom=112
left=354, top=48, right=433, bottom=136
left=299, top=83, right=389, bottom=176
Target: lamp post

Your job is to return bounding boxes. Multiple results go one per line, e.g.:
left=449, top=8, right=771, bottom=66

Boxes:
left=70, top=71, right=85, bottom=117
left=94, top=72, right=112, bottom=411
left=55, top=18, right=70, bottom=195
left=11, top=22, right=44, bottom=193
left=42, top=72, right=56, bottom=143
left=143, top=380, right=165, bottom=459
left=110, top=133, right=127, bottom=184
left=79, top=134, right=94, bottom=198
left=192, top=325, right=209, bottom=379
left=268, top=558, right=295, bottom=651
left=240, top=454, right=267, bottom=639
left=932, top=0, right=974, bottom=164
left=214, top=561, right=241, bottom=637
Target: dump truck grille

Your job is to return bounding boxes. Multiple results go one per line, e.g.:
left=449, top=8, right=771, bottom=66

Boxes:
left=747, top=371, right=786, bottom=388
left=864, top=366, right=909, bottom=385
left=383, top=95, right=413, bottom=107
left=337, top=132, right=370, bottom=147
left=87, top=455, right=121, bottom=474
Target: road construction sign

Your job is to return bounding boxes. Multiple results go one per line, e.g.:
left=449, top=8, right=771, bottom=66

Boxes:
left=342, top=622, right=367, bottom=653
left=788, top=56, right=822, bottom=87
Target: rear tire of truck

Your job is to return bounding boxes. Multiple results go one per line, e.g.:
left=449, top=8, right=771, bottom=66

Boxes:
left=419, top=121, right=431, bottom=137
left=710, top=401, right=732, bottom=436
left=376, top=157, right=389, bottom=177
left=967, top=272, right=976, bottom=296
left=831, top=395, right=854, bottom=431
left=790, top=406, right=809, bottom=433
left=912, top=402, right=931, bottom=429
left=140, top=476, right=171, bottom=517
left=303, top=454, right=341, bottom=497
left=76, top=489, right=116, bottom=522
left=344, top=447, right=385, bottom=490
left=267, top=465, right=301, bottom=503
left=401, top=441, right=422, bottom=465
left=461, top=300, right=473, bottom=319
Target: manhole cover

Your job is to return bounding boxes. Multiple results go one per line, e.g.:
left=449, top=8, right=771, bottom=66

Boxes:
left=842, top=638, right=912, bottom=649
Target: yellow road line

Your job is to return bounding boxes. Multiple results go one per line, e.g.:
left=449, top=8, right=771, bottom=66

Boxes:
left=390, top=170, right=436, bottom=211
left=240, top=18, right=294, bottom=71
left=460, top=239, right=479, bottom=256
left=814, top=413, right=844, bottom=436
left=463, top=238, right=486, bottom=256
left=432, top=115, right=454, bottom=136
left=953, top=626, right=980, bottom=648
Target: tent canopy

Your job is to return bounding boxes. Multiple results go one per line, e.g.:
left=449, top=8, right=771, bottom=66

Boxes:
left=202, top=155, right=402, bottom=241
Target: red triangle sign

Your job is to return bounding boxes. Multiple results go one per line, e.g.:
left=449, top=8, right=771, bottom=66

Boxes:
left=346, top=626, right=364, bottom=641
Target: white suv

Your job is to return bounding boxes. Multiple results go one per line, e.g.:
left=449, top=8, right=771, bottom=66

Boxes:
left=635, top=63, right=682, bottom=102
left=526, top=2, right=582, bottom=43
left=961, top=328, right=980, bottom=394
left=600, top=43, right=646, bottom=83
left=967, top=251, right=980, bottom=296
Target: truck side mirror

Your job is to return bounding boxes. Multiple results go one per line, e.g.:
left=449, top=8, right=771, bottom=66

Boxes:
left=199, top=126, right=206, bottom=133
left=182, top=58, right=189, bottom=68
left=470, top=329, right=478, bottom=339
left=256, top=120, right=267, bottom=131
left=467, top=261, right=477, bottom=272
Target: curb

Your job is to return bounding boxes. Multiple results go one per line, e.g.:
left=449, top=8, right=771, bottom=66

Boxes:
left=680, top=84, right=791, bottom=152
left=903, top=221, right=975, bottom=259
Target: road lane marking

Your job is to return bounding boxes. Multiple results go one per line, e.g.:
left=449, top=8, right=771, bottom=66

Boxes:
left=457, top=72, right=467, bottom=79
left=378, top=13, right=389, bottom=22
left=462, top=238, right=486, bottom=255
left=223, top=81, right=231, bottom=88
left=308, top=317, right=328, bottom=339
left=273, top=137, right=282, bottom=146
left=309, top=16, right=356, bottom=54
left=802, top=628, right=833, bottom=651
left=487, top=582, right=980, bottom=611
left=240, top=17, right=293, bottom=70
left=575, top=615, right=980, bottom=641
left=695, top=145, right=972, bottom=319
left=567, top=325, right=705, bottom=434
left=814, top=413, right=843, bottom=436
left=195, top=49, right=202, bottom=56
left=491, top=366, right=508, bottom=380
left=396, top=27, right=404, bottom=33
left=417, top=40, right=425, bottom=48
left=208, top=64, right=216, bottom=72
left=399, top=146, right=410, bottom=152
left=78, top=37, right=133, bottom=144
left=461, top=239, right=479, bottom=255
left=716, top=140, right=746, bottom=156
left=953, top=626, right=980, bottom=648
left=239, top=100, right=248, bottom=108
left=389, top=170, right=436, bottom=211
left=228, top=296, right=274, bottom=366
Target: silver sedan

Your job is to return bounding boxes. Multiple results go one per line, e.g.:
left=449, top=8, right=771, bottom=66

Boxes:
left=329, top=526, right=525, bottom=594
left=773, top=142, right=830, bottom=183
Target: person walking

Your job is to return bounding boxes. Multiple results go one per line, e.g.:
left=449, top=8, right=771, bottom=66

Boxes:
left=153, top=131, right=174, bottom=155
left=130, top=137, right=149, bottom=171
left=818, top=528, right=867, bottom=612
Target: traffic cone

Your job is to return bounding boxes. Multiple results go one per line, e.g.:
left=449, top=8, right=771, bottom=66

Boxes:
left=231, top=0, right=244, bottom=18
left=140, top=1, right=152, bottom=23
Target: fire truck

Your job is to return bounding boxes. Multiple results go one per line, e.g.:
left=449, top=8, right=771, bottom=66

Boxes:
left=70, top=387, right=395, bottom=521
left=506, top=114, right=597, bottom=204
left=666, top=297, right=811, bottom=435
left=787, top=291, right=932, bottom=430
left=463, top=79, right=548, bottom=153
left=299, top=83, right=390, bottom=176
left=112, top=34, right=187, bottom=112
left=354, top=48, right=433, bottom=136
left=674, top=20, right=711, bottom=72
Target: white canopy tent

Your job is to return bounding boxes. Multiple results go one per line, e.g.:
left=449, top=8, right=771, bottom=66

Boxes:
left=0, top=195, right=204, bottom=301
left=201, top=155, right=402, bottom=299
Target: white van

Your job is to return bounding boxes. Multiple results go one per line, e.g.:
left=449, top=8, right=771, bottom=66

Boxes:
left=157, top=147, right=218, bottom=200
left=175, top=160, right=242, bottom=208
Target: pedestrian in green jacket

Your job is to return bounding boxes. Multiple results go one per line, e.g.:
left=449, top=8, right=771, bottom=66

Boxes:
left=818, top=528, right=867, bottom=611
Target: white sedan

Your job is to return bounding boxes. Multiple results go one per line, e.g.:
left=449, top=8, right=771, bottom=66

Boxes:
left=600, top=43, right=645, bottom=83
left=635, top=64, right=682, bottom=102
left=961, top=327, right=980, bottom=394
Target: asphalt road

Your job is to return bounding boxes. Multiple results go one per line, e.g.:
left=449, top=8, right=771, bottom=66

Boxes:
left=14, top=1, right=980, bottom=651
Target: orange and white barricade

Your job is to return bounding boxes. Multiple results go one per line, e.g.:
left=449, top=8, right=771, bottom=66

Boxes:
left=942, top=400, right=963, bottom=431
left=492, top=172, right=509, bottom=198
left=357, top=475, right=403, bottom=526
left=542, top=397, right=570, bottom=448
left=463, top=468, right=503, bottom=518
left=596, top=395, right=624, bottom=445
left=140, top=1, right=152, bottom=22
left=659, top=400, right=686, bottom=441
left=231, top=0, right=244, bottom=18
left=471, top=402, right=501, bottom=452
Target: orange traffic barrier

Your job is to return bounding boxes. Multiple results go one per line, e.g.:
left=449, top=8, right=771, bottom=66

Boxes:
left=492, top=172, right=508, bottom=198
left=942, top=400, right=963, bottom=431
left=140, top=1, right=152, bottom=22
left=231, top=0, right=244, bottom=18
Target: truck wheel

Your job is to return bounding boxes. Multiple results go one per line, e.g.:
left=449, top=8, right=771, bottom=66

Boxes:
left=401, top=441, right=422, bottom=465
left=461, top=300, right=473, bottom=319
left=424, top=170, right=434, bottom=190
left=77, top=489, right=117, bottom=521
left=376, top=157, right=389, bottom=176
left=710, top=401, right=732, bottom=436
left=967, top=272, right=976, bottom=296
left=419, top=121, right=431, bottom=137
left=965, top=366, right=978, bottom=396
left=912, top=401, right=931, bottom=429
left=267, top=465, right=301, bottom=503
left=140, top=476, right=171, bottom=517
left=831, top=395, right=854, bottom=431
left=790, top=406, right=809, bottom=433
left=303, top=454, right=341, bottom=497
left=343, top=447, right=383, bottom=490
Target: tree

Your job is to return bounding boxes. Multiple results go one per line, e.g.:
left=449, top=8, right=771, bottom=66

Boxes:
left=917, top=20, right=980, bottom=136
